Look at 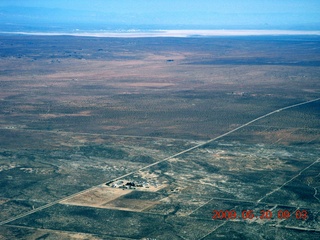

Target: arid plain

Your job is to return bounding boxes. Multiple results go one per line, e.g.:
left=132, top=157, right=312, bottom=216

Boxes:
left=0, top=35, right=319, bottom=239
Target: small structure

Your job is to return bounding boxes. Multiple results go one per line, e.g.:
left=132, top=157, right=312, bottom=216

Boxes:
left=126, top=182, right=135, bottom=187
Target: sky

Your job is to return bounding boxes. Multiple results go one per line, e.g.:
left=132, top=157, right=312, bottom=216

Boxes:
left=0, top=0, right=320, bottom=32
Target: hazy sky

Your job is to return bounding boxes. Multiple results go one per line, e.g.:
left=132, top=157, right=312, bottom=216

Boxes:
left=1, top=0, right=320, bottom=31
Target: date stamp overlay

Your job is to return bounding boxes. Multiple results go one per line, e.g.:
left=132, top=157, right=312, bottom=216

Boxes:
left=212, top=209, right=309, bottom=220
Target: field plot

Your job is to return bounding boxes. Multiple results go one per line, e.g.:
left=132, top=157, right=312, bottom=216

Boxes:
left=61, top=186, right=132, bottom=209
left=0, top=35, right=319, bottom=239
left=61, top=184, right=164, bottom=212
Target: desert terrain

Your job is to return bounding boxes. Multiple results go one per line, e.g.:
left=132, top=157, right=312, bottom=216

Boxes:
left=0, top=34, right=319, bottom=239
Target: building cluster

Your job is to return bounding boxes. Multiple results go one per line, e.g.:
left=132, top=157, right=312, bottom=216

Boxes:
left=107, top=179, right=159, bottom=190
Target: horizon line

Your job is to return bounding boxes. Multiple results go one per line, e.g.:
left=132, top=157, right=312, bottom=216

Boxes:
left=1, top=29, right=320, bottom=38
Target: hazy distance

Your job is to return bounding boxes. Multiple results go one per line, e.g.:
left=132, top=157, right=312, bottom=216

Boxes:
left=1, top=0, right=320, bottom=33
